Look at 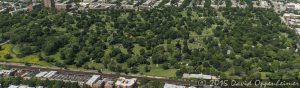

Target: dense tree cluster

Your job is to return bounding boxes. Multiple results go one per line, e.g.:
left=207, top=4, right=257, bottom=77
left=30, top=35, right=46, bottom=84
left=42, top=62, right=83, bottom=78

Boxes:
left=0, top=6, right=299, bottom=80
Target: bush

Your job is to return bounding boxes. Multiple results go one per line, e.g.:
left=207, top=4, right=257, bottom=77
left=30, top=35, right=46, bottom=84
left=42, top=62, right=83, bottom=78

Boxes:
left=16, top=54, right=25, bottom=58
left=4, top=54, right=12, bottom=59
left=130, top=67, right=139, bottom=74
left=162, top=63, right=170, bottom=70
left=144, top=65, right=151, bottom=72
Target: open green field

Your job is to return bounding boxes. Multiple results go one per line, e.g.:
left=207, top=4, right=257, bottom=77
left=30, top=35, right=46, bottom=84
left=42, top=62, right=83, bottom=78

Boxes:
left=0, top=44, right=52, bottom=66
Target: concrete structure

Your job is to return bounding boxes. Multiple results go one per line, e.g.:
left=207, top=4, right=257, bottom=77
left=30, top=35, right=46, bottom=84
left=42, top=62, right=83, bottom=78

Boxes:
left=43, top=71, right=57, bottom=78
left=43, top=0, right=54, bottom=8
left=86, top=75, right=101, bottom=86
left=35, top=71, right=48, bottom=78
left=115, top=77, right=137, bottom=88
left=182, top=73, right=219, bottom=79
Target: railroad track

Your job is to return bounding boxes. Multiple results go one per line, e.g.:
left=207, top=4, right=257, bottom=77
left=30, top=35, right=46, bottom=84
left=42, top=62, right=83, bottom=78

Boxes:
left=3, top=64, right=197, bottom=86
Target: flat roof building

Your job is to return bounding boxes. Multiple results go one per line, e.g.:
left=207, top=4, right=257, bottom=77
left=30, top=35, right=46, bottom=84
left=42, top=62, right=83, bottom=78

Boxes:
left=35, top=71, right=48, bottom=78
left=286, top=3, right=300, bottom=11
left=86, top=75, right=101, bottom=86
left=43, top=71, right=57, bottom=78
left=115, top=77, right=137, bottom=88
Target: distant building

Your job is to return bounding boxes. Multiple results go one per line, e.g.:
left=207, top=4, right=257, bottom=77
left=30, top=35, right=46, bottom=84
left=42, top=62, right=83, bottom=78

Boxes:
left=104, top=80, right=114, bottom=88
left=115, top=77, right=137, bottom=88
left=92, top=79, right=105, bottom=88
left=27, top=3, right=42, bottom=12
left=93, top=78, right=115, bottom=88
left=43, top=71, right=57, bottom=78
left=86, top=75, right=101, bottom=86
left=296, top=28, right=300, bottom=35
left=0, top=69, right=17, bottom=77
left=55, top=2, right=70, bottom=11
left=22, top=71, right=39, bottom=79
left=259, top=1, right=270, bottom=8
left=43, top=0, right=54, bottom=8
left=8, top=85, right=19, bottom=88
left=286, top=3, right=300, bottom=11
left=35, top=71, right=48, bottom=78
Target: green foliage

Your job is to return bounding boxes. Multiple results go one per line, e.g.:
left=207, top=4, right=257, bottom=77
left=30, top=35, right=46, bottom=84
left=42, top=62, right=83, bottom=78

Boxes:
left=0, top=7, right=299, bottom=79
left=4, top=54, right=12, bottom=59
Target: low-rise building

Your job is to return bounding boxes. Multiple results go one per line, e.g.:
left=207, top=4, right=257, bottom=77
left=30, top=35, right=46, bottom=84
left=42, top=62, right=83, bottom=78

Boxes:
left=0, top=69, right=17, bottom=77
left=43, top=71, right=57, bottom=78
left=115, top=77, right=137, bottom=88
left=92, top=79, right=105, bottom=88
left=86, top=75, right=101, bottom=86
left=27, top=3, right=42, bottom=12
left=104, top=80, right=114, bottom=88
left=286, top=3, right=300, bottom=11
left=35, top=71, right=48, bottom=78
left=296, top=28, right=300, bottom=35
left=55, top=3, right=69, bottom=11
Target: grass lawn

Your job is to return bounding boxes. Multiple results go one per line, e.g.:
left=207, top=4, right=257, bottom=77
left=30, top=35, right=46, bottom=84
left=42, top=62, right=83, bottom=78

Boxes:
left=139, top=64, right=177, bottom=78
left=0, top=44, right=52, bottom=66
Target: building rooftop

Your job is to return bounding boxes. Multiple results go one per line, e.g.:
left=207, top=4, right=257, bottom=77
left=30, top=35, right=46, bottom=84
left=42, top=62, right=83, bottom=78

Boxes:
left=8, top=85, right=18, bottom=88
left=86, top=75, right=101, bottom=85
left=296, top=28, right=300, bottom=35
left=35, top=71, right=48, bottom=78
left=286, top=3, right=300, bottom=10
left=115, top=77, right=137, bottom=87
left=43, top=71, right=57, bottom=78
